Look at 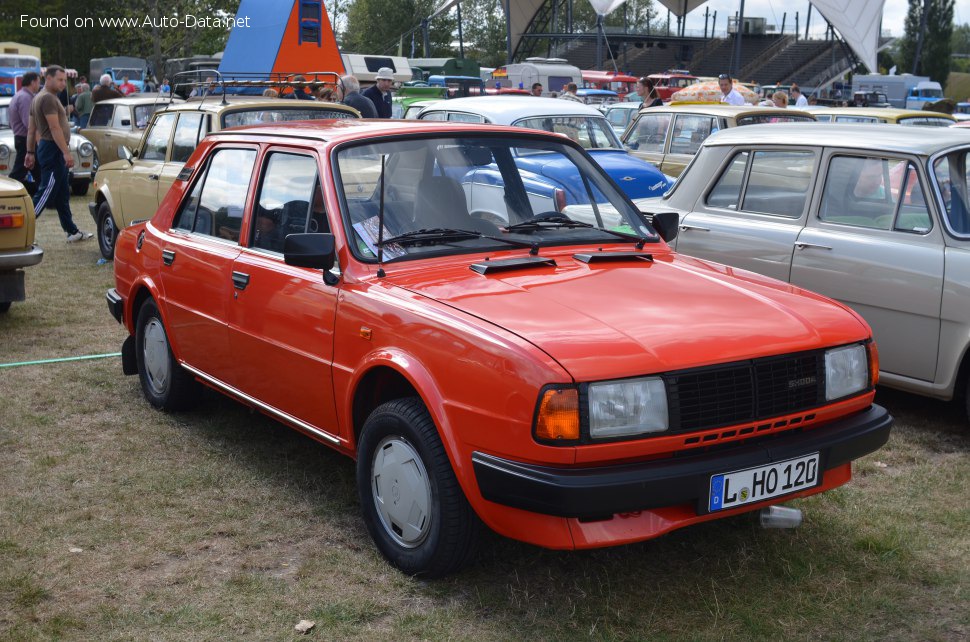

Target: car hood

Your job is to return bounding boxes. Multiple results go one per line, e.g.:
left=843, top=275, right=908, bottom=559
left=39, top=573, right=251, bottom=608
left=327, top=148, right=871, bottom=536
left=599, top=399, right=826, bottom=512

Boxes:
left=385, top=251, right=869, bottom=382
left=522, top=150, right=671, bottom=199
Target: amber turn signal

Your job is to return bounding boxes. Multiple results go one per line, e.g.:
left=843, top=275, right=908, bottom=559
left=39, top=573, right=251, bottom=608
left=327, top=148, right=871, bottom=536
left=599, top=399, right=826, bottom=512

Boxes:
left=868, top=341, right=879, bottom=387
left=535, top=388, right=580, bottom=441
left=0, top=213, right=25, bottom=229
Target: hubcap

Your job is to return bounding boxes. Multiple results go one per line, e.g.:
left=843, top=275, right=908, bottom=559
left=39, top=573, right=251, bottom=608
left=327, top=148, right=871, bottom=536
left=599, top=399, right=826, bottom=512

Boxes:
left=100, top=213, right=115, bottom=250
left=371, top=436, right=432, bottom=548
left=142, top=317, right=170, bottom=395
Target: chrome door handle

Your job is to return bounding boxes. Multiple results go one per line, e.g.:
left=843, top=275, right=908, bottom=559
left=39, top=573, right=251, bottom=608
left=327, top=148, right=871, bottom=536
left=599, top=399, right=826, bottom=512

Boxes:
left=161, top=249, right=175, bottom=266
left=680, top=224, right=710, bottom=232
left=795, top=242, right=832, bottom=251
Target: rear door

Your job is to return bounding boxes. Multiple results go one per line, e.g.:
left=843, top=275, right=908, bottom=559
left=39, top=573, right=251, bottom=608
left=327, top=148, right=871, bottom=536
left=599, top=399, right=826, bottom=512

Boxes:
left=675, top=147, right=816, bottom=283
left=791, top=152, right=943, bottom=382
left=661, top=113, right=717, bottom=177
left=158, top=145, right=256, bottom=381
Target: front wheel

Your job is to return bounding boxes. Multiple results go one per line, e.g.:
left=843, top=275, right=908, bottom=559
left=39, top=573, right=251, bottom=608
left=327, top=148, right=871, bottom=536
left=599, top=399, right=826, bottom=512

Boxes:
left=97, top=201, right=117, bottom=260
left=356, top=397, right=480, bottom=577
left=135, top=298, right=198, bottom=410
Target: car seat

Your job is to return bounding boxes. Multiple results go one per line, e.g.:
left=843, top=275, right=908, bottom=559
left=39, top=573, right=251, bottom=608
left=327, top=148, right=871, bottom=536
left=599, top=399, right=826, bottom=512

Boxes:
left=414, top=176, right=498, bottom=233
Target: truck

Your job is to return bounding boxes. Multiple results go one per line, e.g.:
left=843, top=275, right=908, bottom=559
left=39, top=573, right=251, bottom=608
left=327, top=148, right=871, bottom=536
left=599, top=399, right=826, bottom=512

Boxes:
left=851, top=73, right=940, bottom=109
left=0, top=53, right=41, bottom=97
left=90, top=57, right=150, bottom=92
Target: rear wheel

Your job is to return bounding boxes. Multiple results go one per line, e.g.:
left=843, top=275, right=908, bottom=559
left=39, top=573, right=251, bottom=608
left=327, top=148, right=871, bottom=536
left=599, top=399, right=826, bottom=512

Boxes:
left=97, top=201, right=117, bottom=260
left=135, top=298, right=198, bottom=410
left=356, top=397, right=480, bottom=577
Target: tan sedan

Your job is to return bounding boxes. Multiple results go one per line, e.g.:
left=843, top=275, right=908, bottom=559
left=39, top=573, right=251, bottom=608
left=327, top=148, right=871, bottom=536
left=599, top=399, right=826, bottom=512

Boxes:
left=636, top=123, right=970, bottom=418
left=621, top=104, right=816, bottom=177
left=81, top=96, right=175, bottom=164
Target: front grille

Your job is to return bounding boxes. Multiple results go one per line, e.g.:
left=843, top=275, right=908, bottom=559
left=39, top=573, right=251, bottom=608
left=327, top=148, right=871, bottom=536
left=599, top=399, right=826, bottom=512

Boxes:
left=666, top=351, right=826, bottom=432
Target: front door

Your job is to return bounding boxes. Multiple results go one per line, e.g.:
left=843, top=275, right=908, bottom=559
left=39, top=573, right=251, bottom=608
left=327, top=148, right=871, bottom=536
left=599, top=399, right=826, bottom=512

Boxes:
left=622, top=111, right=671, bottom=171
left=116, top=112, right=177, bottom=223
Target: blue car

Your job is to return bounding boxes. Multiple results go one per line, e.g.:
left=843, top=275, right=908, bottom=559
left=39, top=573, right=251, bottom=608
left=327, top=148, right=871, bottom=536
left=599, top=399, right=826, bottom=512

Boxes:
left=417, top=96, right=673, bottom=203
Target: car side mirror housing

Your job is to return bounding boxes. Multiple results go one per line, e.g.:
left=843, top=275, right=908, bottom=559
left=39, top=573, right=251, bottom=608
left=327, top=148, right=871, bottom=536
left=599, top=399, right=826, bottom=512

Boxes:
left=121, top=119, right=131, bottom=127
left=284, top=233, right=337, bottom=275
left=649, top=211, right=679, bottom=243
left=118, top=145, right=133, bottom=163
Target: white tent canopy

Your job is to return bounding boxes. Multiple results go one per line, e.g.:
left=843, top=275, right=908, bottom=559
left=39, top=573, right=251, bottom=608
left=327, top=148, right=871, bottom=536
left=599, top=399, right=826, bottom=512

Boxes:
left=500, top=0, right=885, bottom=72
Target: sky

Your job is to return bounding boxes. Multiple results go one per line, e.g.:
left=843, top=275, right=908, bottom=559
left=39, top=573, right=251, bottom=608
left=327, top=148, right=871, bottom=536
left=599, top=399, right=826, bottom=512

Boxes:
left=676, top=0, right=966, bottom=39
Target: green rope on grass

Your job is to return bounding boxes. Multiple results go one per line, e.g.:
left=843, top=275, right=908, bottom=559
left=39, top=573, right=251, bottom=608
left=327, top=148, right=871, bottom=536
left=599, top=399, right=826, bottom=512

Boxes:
left=0, top=352, right=122, bottom=369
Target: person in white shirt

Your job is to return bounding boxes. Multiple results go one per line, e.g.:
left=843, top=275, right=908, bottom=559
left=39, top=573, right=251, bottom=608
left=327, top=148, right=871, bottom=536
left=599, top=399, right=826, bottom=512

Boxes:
left=718, top=73, right=745, bottom=106
left=791, top=85, right=809, bottom=107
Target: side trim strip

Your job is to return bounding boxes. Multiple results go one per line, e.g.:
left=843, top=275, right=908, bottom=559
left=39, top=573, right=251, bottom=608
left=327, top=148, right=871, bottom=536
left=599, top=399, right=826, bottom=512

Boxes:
left=180, top=363, right=341, bottom=445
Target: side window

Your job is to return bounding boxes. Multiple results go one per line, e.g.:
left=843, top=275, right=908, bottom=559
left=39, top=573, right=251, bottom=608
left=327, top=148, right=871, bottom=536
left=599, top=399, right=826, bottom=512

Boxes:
left=669, top=114, right=715, bottom=156
left=88, top=104, right=113, bottom=127
left=625, top=113, right=671, bottom=153
left=140, top=113, right=177, bottom=161
left=420, top=111, right=447, bottom=121
left=172, top=148, right=256, bottom=241
left=706, top=151, right=749, bottom=209
left=170, top=112, right=205, bottom=163
left=893, top=166, right=932, bottom=233
left=448, top=112, right=484, bottom=123
left=820, top=156, right=899, bottom=230
left=111, top=105, right=132, bottom=128
left=741, top=151, right=814, bottom=218
left=607, top=109, right=627, bottom=126
left=252, top=153, right=320, bottom=253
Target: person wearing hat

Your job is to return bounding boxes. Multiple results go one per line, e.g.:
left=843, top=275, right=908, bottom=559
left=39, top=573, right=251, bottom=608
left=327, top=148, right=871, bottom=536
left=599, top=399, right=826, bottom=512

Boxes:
left=362, top=67, right=394, bottom=118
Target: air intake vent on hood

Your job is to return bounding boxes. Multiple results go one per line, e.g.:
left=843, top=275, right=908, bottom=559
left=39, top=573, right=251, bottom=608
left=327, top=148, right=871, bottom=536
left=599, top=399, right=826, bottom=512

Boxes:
left=470, top=256, right=556, bottom=275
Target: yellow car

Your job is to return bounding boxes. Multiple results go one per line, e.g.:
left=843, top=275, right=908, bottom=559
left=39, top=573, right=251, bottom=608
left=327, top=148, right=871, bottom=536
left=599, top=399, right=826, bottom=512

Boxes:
left=89, top=95, right=359, bottom=259
left=621, top=104, right=816, bottom=177
left=80, top=95, right=177, bottom=164
left=0, top=177, right=42, bottom=313
left=811, top=107, right=956, bottom=127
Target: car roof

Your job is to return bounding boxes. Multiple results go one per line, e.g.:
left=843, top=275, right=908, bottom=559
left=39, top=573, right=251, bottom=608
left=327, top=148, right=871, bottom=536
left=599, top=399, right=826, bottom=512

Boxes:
left=94, top=95, right=178, bottom=106
left=157, top=96, right=357, bottom=116
left=822, top=107, right=956, bottom=121
left=703, top=122, right=970, bottom=153
left=209, top=119, right=568, bottom=145
left=418, top=96, right=604, bottom=122
left=648, top=103, right=814, bottom=119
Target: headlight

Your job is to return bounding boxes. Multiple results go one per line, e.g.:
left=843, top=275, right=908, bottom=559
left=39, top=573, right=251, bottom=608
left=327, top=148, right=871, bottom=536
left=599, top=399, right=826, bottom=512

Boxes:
left=79, top=142, right=94, bottom=157
left=825, top=344, right=869, bottom=401
left=589, top=376, right=668, bottom=438
left=0, top=144, right=9, bottom=159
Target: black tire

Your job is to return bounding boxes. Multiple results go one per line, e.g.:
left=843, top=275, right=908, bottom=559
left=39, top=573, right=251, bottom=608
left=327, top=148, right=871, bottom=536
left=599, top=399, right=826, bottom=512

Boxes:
left=0, top=301, right=11, bottom=314
left=71, top=179, right=90, bottom=196
left=97, top=201, right=117, bottom=260
left=135, top=298, right=198, bottom=411
left=356, top=397, right=480, bottom=577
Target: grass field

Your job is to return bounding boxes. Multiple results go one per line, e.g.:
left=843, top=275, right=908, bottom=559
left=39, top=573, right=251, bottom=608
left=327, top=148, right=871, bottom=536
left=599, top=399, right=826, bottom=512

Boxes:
left=1, top=196, right=968, bottom=641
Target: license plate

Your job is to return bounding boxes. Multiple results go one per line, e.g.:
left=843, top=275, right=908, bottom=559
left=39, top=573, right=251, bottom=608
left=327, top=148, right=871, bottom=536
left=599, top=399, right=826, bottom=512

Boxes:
left=708, top=453, right=820, bottom=512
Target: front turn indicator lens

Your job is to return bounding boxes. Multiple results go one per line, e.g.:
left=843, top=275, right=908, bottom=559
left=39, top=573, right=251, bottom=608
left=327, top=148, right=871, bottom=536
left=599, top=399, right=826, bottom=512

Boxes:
left=535, top=388, right=580, bottom=442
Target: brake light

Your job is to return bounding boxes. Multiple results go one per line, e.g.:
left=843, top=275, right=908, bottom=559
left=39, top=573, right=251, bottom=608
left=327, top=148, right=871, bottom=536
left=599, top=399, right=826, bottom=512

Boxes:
left=553, top=188, right=567, bottom=212
left=0, top=213, right=25, bottom=229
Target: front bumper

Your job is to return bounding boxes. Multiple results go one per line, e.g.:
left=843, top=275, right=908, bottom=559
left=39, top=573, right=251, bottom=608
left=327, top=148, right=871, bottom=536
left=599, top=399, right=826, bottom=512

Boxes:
left=88, top=202, right=98, bottom=224
left=0, top=245, right=44, bottom=270
left=473, top=404, right=892, bottom=519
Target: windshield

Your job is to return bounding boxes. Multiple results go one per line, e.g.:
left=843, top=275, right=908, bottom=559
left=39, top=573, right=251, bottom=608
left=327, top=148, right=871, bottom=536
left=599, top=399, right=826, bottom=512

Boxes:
left=222, top=107, right=357, bottom=127
left=513, top=116, right=622, bottom=150
left=335, top=135, right=659, bottom=262
left=932, top=148, right=970, bottom=236
left=117, top=69, right=144, bottom=82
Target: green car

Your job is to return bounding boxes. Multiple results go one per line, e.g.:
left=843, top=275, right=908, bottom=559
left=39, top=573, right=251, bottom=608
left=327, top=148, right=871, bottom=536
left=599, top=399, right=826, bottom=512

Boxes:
left=391, top=85, right=446, bottom=118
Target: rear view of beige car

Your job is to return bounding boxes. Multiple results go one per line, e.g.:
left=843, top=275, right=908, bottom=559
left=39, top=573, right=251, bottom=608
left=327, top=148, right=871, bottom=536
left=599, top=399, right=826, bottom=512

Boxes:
left=638, top=123, right=970, bottom=418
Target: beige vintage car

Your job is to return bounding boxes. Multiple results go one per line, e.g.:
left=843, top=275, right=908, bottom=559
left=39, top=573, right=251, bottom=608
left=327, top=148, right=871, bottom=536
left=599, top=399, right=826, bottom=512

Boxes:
left=89, top=96, right=359, bottom=259
left=0, top=97, right=99, bottom=195
left=637, top=123, right=970, bottom=418
left=80, top=95, right=175, bottom=164
left=0, top=177, right=42, bottom=313
left=621, top=104, right=816, bottom=177
left=810, top=107, right=956, bottom=127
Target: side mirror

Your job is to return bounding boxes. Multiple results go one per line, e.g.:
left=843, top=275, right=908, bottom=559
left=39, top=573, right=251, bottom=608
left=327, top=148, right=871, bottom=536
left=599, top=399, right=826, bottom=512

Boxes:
left=118, top=145, right=133, bottom=163
left=284, top=233, right=337, bottom=275
left=649, top=211, right=679, bottom=243
left=121, top=119, right=131, bottom=127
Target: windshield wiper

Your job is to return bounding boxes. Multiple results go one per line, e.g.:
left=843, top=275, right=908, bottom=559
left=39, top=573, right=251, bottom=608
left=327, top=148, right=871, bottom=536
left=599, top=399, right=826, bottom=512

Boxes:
left=504, top=214, right=653, bottom=248
left=381, top=228, right=481, bottom=246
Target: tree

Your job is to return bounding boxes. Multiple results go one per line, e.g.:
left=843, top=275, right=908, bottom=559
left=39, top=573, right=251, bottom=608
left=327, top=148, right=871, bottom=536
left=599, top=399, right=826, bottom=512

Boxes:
left=342, top=0, right=455, bottom=57
left=461, top=0, right=508, bottom=68
left=897, top=0, right=954, bottom=81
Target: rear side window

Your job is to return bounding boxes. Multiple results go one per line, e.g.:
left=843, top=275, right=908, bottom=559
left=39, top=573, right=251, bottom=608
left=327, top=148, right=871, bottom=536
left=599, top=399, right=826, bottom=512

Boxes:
left=88, top=104, right=112, bottom=127
left=172, top=148, right=256, bottom=240
left=624, top=113, right=671, bottom=153
left=706, top=150, right=814, bottom=218
left=140, top=112, right=177, bottom=161
left=669, top=114, right=716, bottom=156
left=170, top=112, right=205, bottom=163
left=111, top=105, right=132, bottom=129
left=419, top=111, right=447, bottom=121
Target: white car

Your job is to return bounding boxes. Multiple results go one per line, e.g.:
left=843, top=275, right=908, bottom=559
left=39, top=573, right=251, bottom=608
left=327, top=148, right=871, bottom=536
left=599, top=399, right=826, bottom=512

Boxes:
left=416, top=96, right=673, bottom=201
left=0, top=97, right=99, bottom=195
left=599, top=102, right=642, bottom=136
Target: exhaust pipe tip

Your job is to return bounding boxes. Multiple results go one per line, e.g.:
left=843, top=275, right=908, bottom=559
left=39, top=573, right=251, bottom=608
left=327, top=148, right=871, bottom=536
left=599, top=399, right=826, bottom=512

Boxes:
left=759, top=505, right=803, bottom=529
